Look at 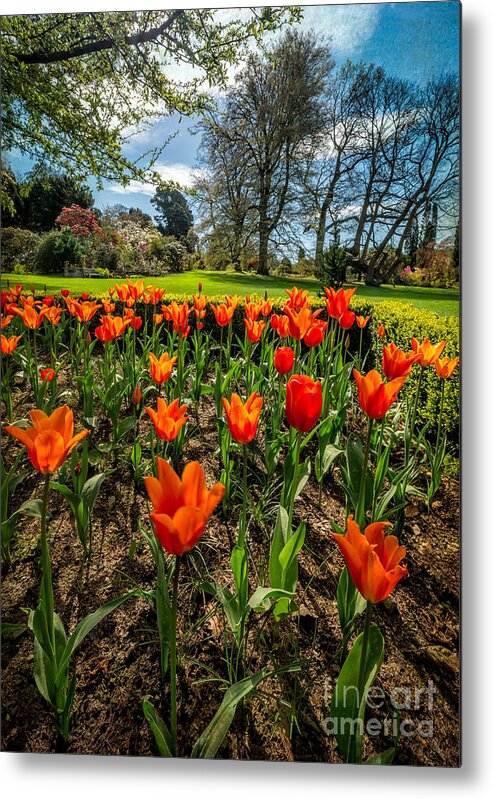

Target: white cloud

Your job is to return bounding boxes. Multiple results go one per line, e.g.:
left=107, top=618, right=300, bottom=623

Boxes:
left=301, top=4, right=380, bottom=55
left=107, top=163, right=202, bottom=195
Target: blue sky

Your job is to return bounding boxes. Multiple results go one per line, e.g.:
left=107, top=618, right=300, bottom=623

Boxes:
left=6, top=2, right=460, bottom=218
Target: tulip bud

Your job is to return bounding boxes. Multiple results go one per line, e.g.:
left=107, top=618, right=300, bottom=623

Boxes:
left=198, top=282, right=203, bottom=293
left=132, top=385, right=142, bottom=406
left=86, top=331, right=91, bottom=344
left=345, top=334, right=350, bottom=348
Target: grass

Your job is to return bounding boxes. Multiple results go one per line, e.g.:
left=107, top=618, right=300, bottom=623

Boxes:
left=1, top=270, right=459, bottom=316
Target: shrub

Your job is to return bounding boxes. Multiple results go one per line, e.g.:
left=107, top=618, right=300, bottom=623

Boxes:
left=35, top=228, right=83, bottom=274
left=351, top=298, right=459, bottom=443
left=12, top=262, right=31, bottom=275
left=1, top=227, right=41, bottom=271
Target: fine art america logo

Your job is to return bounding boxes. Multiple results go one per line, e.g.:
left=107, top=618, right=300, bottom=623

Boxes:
left=322, top=679, right=436, bottom=740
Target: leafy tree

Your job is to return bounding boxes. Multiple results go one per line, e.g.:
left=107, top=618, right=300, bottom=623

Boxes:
left=151, top=188, right=193, bottom=239
left=2, top=9, right=299, bottom=185
left=20, top=166, right=94, bottom=232
left=1, top=161, right=26, bottom=224
left=35, top=228, right=83, bottom=274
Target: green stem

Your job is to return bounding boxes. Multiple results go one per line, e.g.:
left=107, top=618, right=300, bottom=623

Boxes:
left=371, top=420, right=385, bottom=520
left=40, top=473, right=55, bottom=653
left=437, top=379, right=445, bottom=449
left=287, top=430, right=302, bottom=532
left=357, top=602, right=373, bottom=709
left=239, top=444, right=248, bottom=548
left=356, top=418, right=373, bottom=527
left=407, top=365, right=424, bottom=460
left=170, top=554, right=181, bottom=757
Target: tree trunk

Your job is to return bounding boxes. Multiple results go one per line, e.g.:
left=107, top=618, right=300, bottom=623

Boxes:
left=257, top=193, right=270, bottom=275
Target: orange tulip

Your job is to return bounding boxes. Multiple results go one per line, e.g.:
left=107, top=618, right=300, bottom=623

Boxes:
left=286, top=374, right=322, bottom=432
left=193, top=293, right=207, bottom=320
left=167, top=301, right=190, bottom=337
left=102, top=300, right=116, bottom=313
left=377, top=324, right=385, bottom=339
left=211, top=303, right=235, bottom=327
left=4, top=405, right=89, bottom=474
left=260, top=299, right=273, bottom=315
left=244, top=301, right=262, bottom=321
left=114, top=282, right=130, bottom=302
left=64, top=298, right=102, bottom=323
left=1, top=334, right=22, bottom=353
left=285, top=306, right=323, bottom=340
left=126, top=278, right=145, bottom=300
left=224, top=294, right=240, bottom=311
left=332, top=516, right=408, bottom=604
left=270, top=313, right=291, bottom=338
left=131, top=385, right=143, bottom=406
left=324, top=287, right=357, bottom=319
left=411, top=337, right=447, bottom=367
left=434, top=356, right=459, bottom=379
left=153, top=313, right=163, bottom=325
left=10, top=304, right=50, bottom=329
left=124, top=308, right=143, bottom=331
left=244, top=318, right=266, bottom=343
left=45, top=306, right=64, bottom=325
left=144, top=458, right=225, bottom=555
left=1, top=314, right=14, bottom=329
left=95, top=315, right=131, bottom=342
left=145, top=397, right=188, bottom=441
left=284, top=287, right=310, bottom=310
left=356, top=315, right=370, bottom=329
left=353, top=368, right=407, bottom=419
left=144, top=286, right=166, bottom=305
left=149, top=352, right=177, bottom=384
left=222, top=392, right=263, bottom=444
left=382, top=343, right=420, bottom=380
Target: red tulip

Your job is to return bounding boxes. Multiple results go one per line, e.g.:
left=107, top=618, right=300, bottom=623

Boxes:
left=274, top=346, right=294, bottom=375
left=285, top=374, right=322, bottom=432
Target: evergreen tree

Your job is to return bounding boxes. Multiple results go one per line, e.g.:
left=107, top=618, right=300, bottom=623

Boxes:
left=151, top=188, right=193, bottom=239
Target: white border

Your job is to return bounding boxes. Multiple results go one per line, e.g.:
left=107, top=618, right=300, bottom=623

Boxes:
left=2, top=0, right=493, bottom=796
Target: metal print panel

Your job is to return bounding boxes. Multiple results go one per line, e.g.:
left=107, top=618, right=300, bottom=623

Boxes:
left=1, top=1, right=460, bottom=766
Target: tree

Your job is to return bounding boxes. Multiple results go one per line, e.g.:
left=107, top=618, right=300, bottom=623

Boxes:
left=198, top=30, right=334, bottom=275
left=19, top=166, right=94, bottom=232
left=151, top=188, right=193, bottom=239
left=2, top=9, right=299, bottom=185
left=405, top=217, right=420, bottom=270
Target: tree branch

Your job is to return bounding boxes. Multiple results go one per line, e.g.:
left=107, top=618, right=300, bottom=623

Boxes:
left=15, top=11, right=184, bottom=64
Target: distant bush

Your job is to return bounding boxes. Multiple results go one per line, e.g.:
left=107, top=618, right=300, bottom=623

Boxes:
left=12, top=262, right=31, bottom=275
left=1, top=227, right=41, bottom=271
left=35, top=228, right=83, bottom=274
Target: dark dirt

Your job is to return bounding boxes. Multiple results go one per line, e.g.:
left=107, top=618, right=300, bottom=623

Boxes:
left=1, top=387, right=460, bottom=766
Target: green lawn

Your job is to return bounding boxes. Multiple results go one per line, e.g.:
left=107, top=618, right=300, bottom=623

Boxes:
left=1, top=271, right=459, bottom=316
